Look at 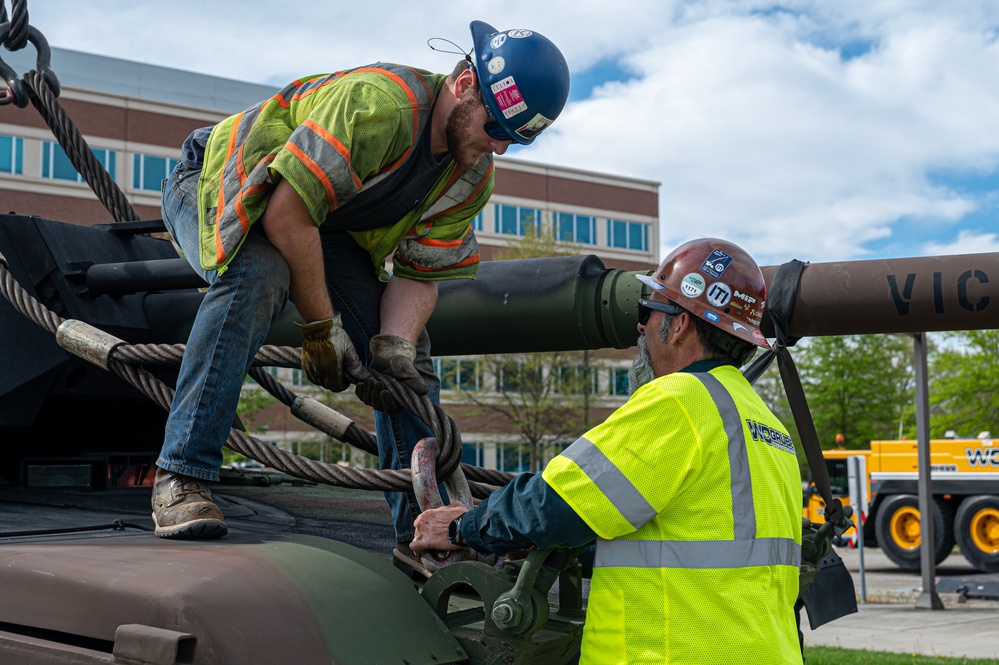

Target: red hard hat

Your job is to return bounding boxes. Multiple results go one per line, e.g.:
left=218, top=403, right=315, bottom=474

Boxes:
left=637, top=238, right=770, bottom=350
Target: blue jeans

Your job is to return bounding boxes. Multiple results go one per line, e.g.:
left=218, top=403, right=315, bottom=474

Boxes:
left=157, top=160, right=439, bottom=543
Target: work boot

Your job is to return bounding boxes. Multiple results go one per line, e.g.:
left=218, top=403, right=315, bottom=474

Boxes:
left=151, top=468, right=228, bottom=539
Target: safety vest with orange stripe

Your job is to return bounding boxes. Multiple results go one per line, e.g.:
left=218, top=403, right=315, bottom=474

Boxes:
left=542, top=365, right=803, bottom=664
left=195, top=64, right=493, bottom=281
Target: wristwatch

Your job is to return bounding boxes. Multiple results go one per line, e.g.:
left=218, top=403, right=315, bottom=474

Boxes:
left=447, top=515, right=465, bottom=546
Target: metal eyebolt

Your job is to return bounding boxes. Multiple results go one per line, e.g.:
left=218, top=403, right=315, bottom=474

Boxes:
left=0, top=23, right=61, bottom=107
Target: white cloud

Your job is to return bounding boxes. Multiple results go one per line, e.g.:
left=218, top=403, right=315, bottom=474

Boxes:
left=528, top=4, right=999, bottom=264
left=923, top=230, right=999, bottom=256
left=14, top=0, right=999, bottom=265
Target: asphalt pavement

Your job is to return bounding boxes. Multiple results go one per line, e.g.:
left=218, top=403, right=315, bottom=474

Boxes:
left=801, top=546, right=999, bottom=661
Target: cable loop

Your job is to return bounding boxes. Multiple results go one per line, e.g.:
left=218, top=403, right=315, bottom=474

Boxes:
left=0, top=22, right=58, bottom=107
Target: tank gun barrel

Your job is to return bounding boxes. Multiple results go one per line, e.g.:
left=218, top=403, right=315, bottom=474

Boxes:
left=427, top=252, right=996, bottom=355
left=3, top=216, right=995, bottom=358
left=77, top=249, right=999, bottom=354
left=758, top=253, right=994, bottom=338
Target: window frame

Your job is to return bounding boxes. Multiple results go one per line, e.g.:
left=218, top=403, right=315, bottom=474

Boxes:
left=0, top=134, right=24, bottom=175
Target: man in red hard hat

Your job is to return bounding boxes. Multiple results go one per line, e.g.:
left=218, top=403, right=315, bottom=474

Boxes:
left=414, top=238, right=804, bottom=664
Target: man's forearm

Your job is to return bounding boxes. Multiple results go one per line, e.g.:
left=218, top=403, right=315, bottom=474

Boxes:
left=462, top=473, right=596, bottom=555
left=379, top=276, right=438, bottom=343
left=259, top=179, right=334, bottom=322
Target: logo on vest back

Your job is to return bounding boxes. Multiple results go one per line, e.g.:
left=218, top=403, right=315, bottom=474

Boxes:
left=746, top=419, right=795, bottom=455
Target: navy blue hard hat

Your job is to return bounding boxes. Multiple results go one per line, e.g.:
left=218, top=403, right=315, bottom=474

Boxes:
left=469, top=20, right=570, bottom=145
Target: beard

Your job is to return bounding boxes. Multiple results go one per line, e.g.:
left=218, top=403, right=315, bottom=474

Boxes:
left=628, top=335, right=656, bottom=394
left=445, top=93, right=485, bottom=168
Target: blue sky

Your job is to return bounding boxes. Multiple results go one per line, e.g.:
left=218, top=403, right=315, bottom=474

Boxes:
left=16, top=0, right=999, bottom=266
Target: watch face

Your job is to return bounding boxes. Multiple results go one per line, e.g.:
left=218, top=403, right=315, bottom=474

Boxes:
left=447, top=516, right=462, bottom=544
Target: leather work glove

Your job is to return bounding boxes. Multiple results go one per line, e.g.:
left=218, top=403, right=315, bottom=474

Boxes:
left=355, top=334, right=427, bottom=415
left=297, top=314, right=367, bottom=392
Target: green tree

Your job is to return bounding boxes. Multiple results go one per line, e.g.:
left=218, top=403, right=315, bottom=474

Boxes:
left=456, top=226, right=596, bottom=472
left=750, top=358, right=808, bottom=477
left=796, top=334, right=914, bottom=448
left=929, top=329, right=999, bottom=438
left=462, top=350, right=594, bottom=472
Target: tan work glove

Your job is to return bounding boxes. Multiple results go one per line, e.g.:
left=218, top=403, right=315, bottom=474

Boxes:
left=297, top=314, right=367, bottom=392
left=355, top=334, right=427, bottom=415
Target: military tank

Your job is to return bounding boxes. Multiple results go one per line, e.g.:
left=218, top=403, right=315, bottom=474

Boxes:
left=0, top=209, right=995, bottom=663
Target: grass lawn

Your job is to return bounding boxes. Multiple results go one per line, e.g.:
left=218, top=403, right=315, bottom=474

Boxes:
left=806, top=646, right=999, bottom=664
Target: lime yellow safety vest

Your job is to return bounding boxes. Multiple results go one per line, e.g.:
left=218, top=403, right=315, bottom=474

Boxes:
left=196, top=63, right=493, bottom=281
left=543, top=365, right=803, bottom=664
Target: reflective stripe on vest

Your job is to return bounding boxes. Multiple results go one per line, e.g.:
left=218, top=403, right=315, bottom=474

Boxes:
left=591, top=371, right=801, bottom=571
left=560, top=437, right=657, bottom=530
left=595, top=535, right=800, bottom=569
left=418, top=157, right=494, bottom=222
left=211, top=65, right=434, bottom=267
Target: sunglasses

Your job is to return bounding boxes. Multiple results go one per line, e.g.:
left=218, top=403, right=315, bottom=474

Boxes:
left=479, top=88, right=514, bottom=142
left=638, top=298, right=683, bottom=326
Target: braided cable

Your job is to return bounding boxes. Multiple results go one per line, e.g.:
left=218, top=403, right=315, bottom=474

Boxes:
left=0, top=258, right=498, bottom=493
left=24, top=70, right=139, bottom=222
left=0, top=0, right=28, bottom=50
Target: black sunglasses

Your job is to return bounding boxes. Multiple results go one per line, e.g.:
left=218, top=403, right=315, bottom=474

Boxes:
left=479, top=88, right=514, bottom=142
left=638, top=298, right=683, bottom=326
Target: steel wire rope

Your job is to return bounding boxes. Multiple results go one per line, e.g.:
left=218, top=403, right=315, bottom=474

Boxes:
left=0, top=0, right=29, bottom=51
left=0, top=10, right=513, bottom=497
left=23, top=71, right=139, bottom=222
left=0, top=256, right=512, bottom=495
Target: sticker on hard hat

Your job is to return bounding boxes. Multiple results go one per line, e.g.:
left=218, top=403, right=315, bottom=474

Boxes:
left=491, top=77, right=527, bottom=119
left=680, top=273, right=706, bottom=298
left=507, top=29, right=533, bottom=38
left=490, top=34, right=508, bottom=49
left=753, top=330, right=768, bottom=345
left=732, top=322, right=748, bottom=333
left=487, top=57, right=506, bottom=75
left=705, top=281, right=732, bottom=307
left=704, top=311, right=721, bottom=322
left=516, top=113, right=553, bottom=140
left=699, top=249, right=733, bottom=279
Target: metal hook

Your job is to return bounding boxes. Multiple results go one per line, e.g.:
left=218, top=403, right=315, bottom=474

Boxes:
left=411, top=437, right=479, bottom=573
left=0, top=22, right=61, bottom=107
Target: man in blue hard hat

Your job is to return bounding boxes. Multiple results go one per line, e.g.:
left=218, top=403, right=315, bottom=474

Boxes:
left=152, top=21, right=571, bottom=569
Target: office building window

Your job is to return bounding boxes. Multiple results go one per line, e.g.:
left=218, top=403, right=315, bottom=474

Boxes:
left=554, top=212, right=595, bottom=245
left=133, top=153, right=179, bottom=192
left=499, top=443, right=530, bottom=473
left=499, top=361, right=543, bottom=393
left=609, top=367, right=630, bottom=396
left=42, top=141, right=116, bottom=182
left=0, top=134, right=24, bottom=175
left=471, top=211, right=483, bottom=231
left=608, top=219, right=649, bottom=251
left=495, top=203, right=541, bottom=236
left=434, top=358, right=481, bottom=392
left=461, top=441, right=485, bottom=467
left=556, top=365, right=598, bottom=394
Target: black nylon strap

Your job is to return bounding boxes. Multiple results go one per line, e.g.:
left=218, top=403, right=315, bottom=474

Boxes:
left=746, top=260, right=845, bottom=527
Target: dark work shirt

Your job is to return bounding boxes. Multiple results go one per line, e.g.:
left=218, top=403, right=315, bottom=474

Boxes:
left=460, top=358, right=738, bottom=556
